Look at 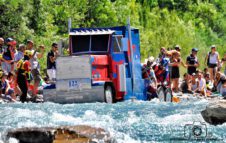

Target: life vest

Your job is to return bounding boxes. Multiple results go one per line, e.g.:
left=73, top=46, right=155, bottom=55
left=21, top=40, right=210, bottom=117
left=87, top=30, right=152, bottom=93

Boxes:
left=16, top=59, right=31, bottom=80
left=17, top=59, right=24, bottom=70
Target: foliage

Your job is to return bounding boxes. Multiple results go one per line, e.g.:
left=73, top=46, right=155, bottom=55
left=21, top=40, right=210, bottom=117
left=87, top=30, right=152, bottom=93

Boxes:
left=0, top=0, right=225, bottom=74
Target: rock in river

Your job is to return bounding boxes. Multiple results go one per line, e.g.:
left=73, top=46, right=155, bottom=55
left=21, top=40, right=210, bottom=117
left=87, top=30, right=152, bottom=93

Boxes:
left=7, top=125, right=114, bottom=143
left=201, top=100, right=226, bottom=125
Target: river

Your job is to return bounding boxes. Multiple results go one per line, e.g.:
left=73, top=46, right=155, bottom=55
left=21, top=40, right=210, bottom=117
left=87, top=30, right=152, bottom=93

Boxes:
left=0, top=99, right=225, bottom=143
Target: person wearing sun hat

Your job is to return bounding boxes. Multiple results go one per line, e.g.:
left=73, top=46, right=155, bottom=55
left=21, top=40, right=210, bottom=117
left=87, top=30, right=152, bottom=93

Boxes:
left=142, top=56, right=155, bottom=78
left=186, top=48, right=199, bottom=76
left=205, top=45, right=220, bottom=82
left=142, top=56, right=158, bottom=99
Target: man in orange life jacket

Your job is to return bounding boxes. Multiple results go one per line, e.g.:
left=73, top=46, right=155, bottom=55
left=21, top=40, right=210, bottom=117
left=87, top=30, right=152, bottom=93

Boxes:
left=16, top=50, right=32, bottom=102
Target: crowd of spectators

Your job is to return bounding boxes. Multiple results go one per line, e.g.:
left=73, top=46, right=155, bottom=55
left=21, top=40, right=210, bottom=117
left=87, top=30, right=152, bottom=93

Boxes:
left=0, top=37, right=58, bottom=102
left=142, top=45, right=226, bottom=99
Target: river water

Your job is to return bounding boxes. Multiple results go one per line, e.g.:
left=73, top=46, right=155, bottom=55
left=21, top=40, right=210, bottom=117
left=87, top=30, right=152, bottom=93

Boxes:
left=0, top=99, right=225, bottom=143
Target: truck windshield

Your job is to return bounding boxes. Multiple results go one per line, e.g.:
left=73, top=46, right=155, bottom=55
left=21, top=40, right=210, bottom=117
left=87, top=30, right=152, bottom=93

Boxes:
left=71, top=35, right=110, bottom=54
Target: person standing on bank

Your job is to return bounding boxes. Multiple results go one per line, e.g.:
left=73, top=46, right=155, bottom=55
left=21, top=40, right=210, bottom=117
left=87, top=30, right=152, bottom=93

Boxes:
left=169, top=51, right=181, bottom=93
left=47, top=43, right=59, bottom=81
left=26, top=40, right=44, bottom=97
left=2, top=38, right=16, bottom=73
left=16, top=50, right=32, bottom=102
left=205, top=45, right=220, bottom=82
left=186, top=48, right=199, bottom=76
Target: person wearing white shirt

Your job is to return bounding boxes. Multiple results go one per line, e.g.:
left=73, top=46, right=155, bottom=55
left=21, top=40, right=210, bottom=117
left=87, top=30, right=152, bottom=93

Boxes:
left=197, top=72, right=207, bottom=96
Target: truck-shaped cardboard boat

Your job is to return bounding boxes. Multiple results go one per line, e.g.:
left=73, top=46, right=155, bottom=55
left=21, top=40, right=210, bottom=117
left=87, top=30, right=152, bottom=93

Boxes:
left=43, top=26, right=171, bottom=103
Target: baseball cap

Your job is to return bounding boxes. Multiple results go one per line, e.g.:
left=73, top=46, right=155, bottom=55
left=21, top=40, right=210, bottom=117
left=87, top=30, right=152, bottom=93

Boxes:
left=52, top=42, right=58, bottom=48
left=192, top=48, right=198, bottom=52
left=175, top=45, right=181, bottom=50
left=27, top=40, right=34, bottom=44
left=211, top=45, right=216, bottom=49
left=6, top=38, right=14, bottom=43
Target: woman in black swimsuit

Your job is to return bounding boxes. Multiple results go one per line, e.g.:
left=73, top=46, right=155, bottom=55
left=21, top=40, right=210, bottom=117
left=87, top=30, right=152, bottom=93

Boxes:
left=169, top=51, right=181, bottom=92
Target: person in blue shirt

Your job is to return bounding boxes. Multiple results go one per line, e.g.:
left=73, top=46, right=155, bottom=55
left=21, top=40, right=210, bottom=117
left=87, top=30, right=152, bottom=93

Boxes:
left=155, top=48, right=170, bottom=83
left=160, top=57, right=170, bottom=82
left=14, top=44, right=25, bottom=63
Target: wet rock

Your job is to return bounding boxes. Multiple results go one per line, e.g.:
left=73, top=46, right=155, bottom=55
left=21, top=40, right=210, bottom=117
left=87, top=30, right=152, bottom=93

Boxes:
left=201, top=100, right=226, bottom=125
left=7, top=125, right=113, bottom=143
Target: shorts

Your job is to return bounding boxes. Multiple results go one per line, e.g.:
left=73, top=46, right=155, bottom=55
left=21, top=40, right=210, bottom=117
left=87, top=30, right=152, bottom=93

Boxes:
left=2, top=62, right=12, bottom=73
left=31, top=69, right=41, bottom=83
left=187, top=67, right=196, bottom=75
left=208, top=63, right=217, bottom=68
left=224, top=68, right=226, bottom=76
left=7, top=88, right=14, bottom=95
left=171, top=66, right=180, bottom=79
left=47, top=69, right=56, bottom=80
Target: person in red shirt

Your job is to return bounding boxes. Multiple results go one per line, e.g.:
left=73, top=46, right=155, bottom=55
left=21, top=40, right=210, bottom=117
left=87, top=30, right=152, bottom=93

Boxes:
left=16, top=50, right=32, bottom=102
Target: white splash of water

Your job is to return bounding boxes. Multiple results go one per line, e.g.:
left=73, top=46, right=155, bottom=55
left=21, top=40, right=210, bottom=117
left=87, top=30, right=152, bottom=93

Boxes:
left=8, top=138, right=19, bottom=143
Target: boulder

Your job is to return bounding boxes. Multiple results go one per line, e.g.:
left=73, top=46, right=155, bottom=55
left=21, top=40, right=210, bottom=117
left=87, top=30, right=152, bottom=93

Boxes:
left=201, top=100, right=226, bottom=125
left=7, top=125, right=113, bottom=143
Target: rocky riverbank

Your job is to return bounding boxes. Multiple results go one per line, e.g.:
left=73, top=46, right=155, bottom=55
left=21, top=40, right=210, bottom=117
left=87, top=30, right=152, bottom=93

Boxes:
left=7, top=125, right=114, bottom=143
left=201, top=100, right=226, bottom=125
